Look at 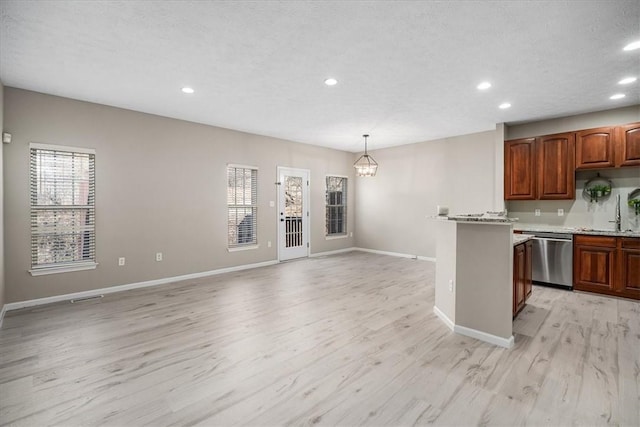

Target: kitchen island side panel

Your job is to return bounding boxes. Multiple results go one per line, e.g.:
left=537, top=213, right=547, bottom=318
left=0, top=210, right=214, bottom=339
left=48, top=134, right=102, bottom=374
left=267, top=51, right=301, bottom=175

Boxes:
left=455, top=222, right=513, bottom=340
left=434, top=220, right=457, bottom=325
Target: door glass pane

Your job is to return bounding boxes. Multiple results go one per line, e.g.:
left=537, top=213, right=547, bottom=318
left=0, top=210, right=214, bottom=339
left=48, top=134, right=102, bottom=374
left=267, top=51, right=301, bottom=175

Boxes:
left=285, top=176, right=303, bottom=248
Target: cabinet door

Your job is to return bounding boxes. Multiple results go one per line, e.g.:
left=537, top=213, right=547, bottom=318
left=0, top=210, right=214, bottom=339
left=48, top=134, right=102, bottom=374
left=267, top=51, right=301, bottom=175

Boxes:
left=617, top=122, right=640, bottom=167
left=513, top=243, right=526, bottom=315
left=575, top=127, right=615, bottom=169
left=537, top=133, right=575, bottom=199
left=524, top=240, right=533, bottom=301
left=504, top=138, right=536, bottom=200
left=618, top=238, right=640, bottom=300
left=573, top=235, right=616, bottom=294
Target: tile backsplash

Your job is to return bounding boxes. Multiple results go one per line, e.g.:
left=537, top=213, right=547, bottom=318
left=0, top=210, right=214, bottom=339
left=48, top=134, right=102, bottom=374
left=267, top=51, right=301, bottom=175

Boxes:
left=507, top=167, right=640, bottom=231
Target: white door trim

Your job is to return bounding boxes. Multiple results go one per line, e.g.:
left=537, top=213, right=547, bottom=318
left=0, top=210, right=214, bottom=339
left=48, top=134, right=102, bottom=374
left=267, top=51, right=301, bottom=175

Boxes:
left=277, top=167, right=310, bottom=261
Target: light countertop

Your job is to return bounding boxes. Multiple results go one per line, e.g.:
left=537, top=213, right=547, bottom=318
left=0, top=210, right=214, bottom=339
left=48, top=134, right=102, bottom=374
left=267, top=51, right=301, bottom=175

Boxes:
left=513, top=223, right=640, bottom=238
left=513, top=233, right=534, bottom=246
left=431, top=214, right=516, bottom=224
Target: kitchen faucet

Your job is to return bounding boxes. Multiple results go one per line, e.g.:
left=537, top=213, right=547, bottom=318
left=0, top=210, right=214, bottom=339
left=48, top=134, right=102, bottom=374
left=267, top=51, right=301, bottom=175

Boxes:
left=609, top=194, right=621, bottom=232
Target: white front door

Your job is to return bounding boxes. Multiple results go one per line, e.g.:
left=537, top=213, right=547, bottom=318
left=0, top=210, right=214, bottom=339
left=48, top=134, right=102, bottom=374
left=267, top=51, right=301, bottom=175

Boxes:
left=277, top=167, right=310, bottom=261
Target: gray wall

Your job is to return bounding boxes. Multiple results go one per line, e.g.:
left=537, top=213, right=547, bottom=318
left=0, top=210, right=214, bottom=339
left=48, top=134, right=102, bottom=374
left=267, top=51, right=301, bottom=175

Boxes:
left=506, top=106, right=640, bottom=231
left=506, top=105, right=640, bottom=140
left=3, top=88, right=355, bottom=303
left=354, top=129, right=499, bottom=258
left=0, top=81, right=4, bottom=312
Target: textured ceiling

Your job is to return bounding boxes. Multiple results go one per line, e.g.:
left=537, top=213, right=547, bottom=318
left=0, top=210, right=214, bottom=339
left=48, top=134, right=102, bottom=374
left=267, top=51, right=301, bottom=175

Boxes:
left=1, top=1, right=639, bottom=152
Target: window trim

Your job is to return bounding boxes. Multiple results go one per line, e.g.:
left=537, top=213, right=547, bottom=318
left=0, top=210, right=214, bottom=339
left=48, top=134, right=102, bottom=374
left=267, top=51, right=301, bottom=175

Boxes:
left=30, top=142, right=96, bottom=155
left=29, top=143, right=97, bottom=275
left=227, top=164, right=259, bottom=249
left=227, top=244, right=260, bottom=253
left=325, top=174, right=348, bottom=237
left=29, top=262, right=97, bottom=276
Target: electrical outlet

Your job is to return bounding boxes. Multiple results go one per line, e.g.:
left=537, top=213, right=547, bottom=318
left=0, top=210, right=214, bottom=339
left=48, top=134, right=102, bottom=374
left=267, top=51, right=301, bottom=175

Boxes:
left=269, top=201, right=275, bottom=208
left=535, top=209, right=541, bottom=216
left=558, top=208, right=564, bottom=217
left=156, top=252, right=163, bottom=262
left=118, top=257, right=125, bottom=266
left=268, top=241, right=272, bottom=248
left=350, top=231, right=353, bottom=237
left=449, top=279, right=454, bottom=292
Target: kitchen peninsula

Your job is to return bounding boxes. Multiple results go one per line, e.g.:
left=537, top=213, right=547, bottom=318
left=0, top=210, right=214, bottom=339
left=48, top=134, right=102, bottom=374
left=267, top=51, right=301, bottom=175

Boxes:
left=433, top=215, right=517, bottom=348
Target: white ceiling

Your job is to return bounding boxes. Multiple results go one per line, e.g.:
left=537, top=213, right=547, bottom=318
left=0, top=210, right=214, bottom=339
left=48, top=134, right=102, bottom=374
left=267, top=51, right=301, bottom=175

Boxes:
left=1, top=1, right=639, bottom=152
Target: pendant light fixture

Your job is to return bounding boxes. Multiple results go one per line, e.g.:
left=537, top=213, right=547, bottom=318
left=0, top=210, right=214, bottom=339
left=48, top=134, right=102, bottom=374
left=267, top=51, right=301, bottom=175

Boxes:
left=353, top=134, right=378, bottom=177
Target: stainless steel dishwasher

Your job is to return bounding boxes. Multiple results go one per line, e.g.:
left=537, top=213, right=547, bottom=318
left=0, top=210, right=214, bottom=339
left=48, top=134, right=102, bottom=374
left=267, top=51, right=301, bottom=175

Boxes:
left=530, top=232, right=573, bottom=289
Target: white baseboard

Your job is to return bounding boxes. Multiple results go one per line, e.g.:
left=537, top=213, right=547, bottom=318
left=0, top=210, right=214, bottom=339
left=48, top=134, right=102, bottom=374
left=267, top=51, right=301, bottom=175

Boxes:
left=453, top=324, right=514, bottom=349
left=4, top=259, right=279, bottom=312
left=0, top=305, right=6, bottom=329
left=354, top=247, right=435, bottom=262
left=433, top=306, right=513, bottom=348
left=433, top=305, right=454, bottom=330
left=310, top=247, right=357, bottom=258
left=2, top=248, right=434, bottom=318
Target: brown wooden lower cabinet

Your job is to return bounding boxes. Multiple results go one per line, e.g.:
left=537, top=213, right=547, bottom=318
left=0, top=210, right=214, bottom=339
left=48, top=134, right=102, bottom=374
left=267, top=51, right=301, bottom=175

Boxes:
left=513, top=240, right=533, bottom=317
left=574, top=235, right=640, bottom=300
left=524, top=240, right=533, bottom=300
left=619, top=238, right=640, bottom=299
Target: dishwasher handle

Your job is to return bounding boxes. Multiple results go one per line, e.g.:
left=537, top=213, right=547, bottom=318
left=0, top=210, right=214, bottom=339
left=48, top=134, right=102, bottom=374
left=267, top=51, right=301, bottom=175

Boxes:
left=532, top=236, right=573, bottom=243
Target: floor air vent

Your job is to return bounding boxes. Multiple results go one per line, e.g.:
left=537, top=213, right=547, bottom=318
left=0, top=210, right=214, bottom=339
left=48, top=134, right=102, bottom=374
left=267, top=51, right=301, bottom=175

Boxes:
left=70, top=295, right=104, bottom=304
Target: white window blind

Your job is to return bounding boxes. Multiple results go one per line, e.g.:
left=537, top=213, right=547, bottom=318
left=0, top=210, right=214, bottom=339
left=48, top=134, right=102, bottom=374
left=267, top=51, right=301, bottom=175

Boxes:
left=326, top=176, right=347, bottom=235
left=30, top=145, right=96, bottom=271
left=227, top=166, right=258, bottom=247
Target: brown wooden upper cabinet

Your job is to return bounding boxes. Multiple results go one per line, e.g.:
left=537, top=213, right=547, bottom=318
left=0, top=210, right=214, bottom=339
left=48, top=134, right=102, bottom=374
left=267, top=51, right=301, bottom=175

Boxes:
left=504, top=133, right=575, bottom=200
left=537, top=132, right=575, bottom=199
left=575, top=122, right=640, bottom=169
left=617, top=122, right=640, bottom=167
left=504, top=138, right=536, bottom=200
left=575, top=126, right=615, bottom=169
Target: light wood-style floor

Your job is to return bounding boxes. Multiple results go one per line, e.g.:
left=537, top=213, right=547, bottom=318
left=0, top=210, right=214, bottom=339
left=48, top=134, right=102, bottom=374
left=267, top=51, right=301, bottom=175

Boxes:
left=1, top=252, right=638, bottom=426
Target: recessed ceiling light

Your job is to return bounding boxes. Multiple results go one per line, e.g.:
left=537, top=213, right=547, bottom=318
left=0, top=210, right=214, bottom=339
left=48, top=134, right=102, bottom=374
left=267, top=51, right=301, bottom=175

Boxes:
left=623, top=40, right=640, bottom=51
left=324, top=78, right=338, bottom=86
left=618, top=77, right=637, bottom=85
left=499, top=102, right=511, bottom=109
left=477, top=81, right=492, bottom=90
left=610, top=93, right=626, bottom=100
left=181, top=87, right=195, bottom=94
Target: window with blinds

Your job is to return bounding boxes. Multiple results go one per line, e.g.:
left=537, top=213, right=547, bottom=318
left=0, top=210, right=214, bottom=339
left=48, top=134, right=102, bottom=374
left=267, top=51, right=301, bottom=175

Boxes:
left=227, top=165, right=258, bottom=248
left=326, top=176, right=347, bottom=236
left=30, top=144, right=96, bottom=272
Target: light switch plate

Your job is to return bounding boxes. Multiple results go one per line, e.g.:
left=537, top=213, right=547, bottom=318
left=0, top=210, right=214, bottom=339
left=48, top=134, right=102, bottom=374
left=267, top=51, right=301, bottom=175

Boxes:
left=558, top=208, right=564, bottom=216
